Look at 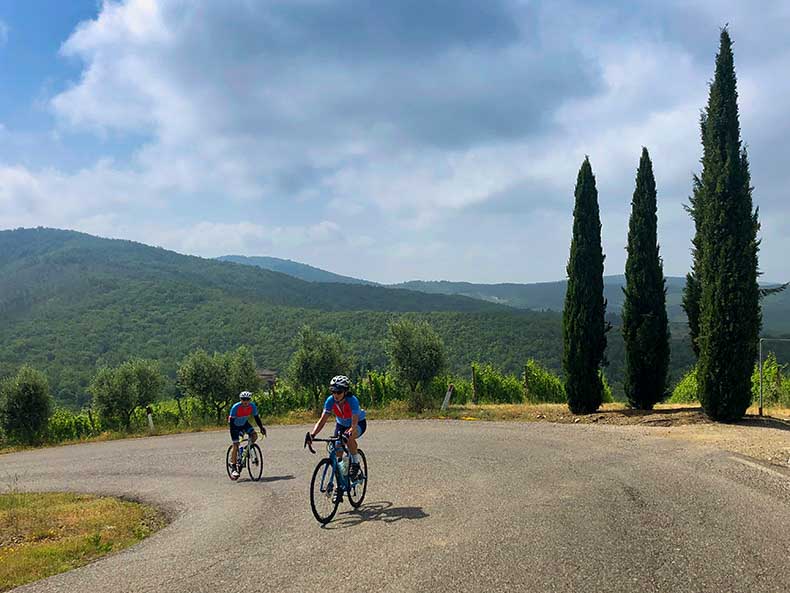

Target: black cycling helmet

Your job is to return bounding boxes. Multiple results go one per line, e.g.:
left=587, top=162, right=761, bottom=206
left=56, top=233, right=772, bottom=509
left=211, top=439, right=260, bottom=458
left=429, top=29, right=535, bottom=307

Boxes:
left=329, top=375, right=350, bottom=392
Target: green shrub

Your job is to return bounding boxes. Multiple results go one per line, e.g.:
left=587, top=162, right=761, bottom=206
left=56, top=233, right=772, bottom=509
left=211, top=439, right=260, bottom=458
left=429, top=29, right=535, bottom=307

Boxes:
left=783, top=377, right=790, bottom=407
left=448, top=377, right=473, bottom=405
left=47, top=408, right=96, bottom=442
left=669, top=367, right=698, bottom=403
left=355, top=371, right=403, bottom=407
left=423, top=375, right=455, bottom=407
left=0, top=366, right=53, bottom=445
left=256, top=382, right=309, bottom=417
left=472, top=363, right=523, bottom=404
left=524, top=359, right=566, bottom=403
left=751, top=353, right=790, bottom=408
left=600, top=370, right=614, bottom=404
left=90, top=359, right=165, bottom=430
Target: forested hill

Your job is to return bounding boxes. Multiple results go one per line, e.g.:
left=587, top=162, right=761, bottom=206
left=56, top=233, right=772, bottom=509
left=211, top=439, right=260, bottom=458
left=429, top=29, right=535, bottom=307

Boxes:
left=214, top=253, right=789, bottom=332
left=218, top=255, right=376, bottom=286
left=0, top=228, right=568, bottom=407
left=393, top=276, right=790, bottom=332
left=394, top=277, right=687, bottom=317
left=0, top=228, right=504, bottom=315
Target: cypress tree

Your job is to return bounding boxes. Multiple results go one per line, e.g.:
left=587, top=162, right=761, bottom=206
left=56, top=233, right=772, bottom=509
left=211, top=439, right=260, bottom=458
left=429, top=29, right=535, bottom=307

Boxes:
left=696, top=29, right=761, bottom=421
left=563, top=157, right=608, bottom=414
left=622, top=148, right=669, bottom=409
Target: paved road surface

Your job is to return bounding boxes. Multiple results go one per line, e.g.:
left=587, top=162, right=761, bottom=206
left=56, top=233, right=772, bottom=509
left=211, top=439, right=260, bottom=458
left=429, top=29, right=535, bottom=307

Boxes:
left=2, top=420, right=789, bottom=592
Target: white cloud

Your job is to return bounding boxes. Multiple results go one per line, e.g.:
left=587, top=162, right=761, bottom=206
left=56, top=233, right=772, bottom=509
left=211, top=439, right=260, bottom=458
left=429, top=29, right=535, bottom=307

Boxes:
left=0, top=160, right=149, bottom=230
left=0, top=1, right=787, bottom=282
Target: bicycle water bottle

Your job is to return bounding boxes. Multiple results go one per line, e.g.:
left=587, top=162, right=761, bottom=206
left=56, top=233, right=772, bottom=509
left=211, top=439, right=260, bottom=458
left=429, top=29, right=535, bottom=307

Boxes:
left=338, top=458, right=349, bottom=477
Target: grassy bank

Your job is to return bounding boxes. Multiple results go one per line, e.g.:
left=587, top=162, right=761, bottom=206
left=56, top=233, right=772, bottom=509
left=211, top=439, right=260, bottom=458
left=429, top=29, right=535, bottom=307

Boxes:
left=0, top=491, right=166, bottom=591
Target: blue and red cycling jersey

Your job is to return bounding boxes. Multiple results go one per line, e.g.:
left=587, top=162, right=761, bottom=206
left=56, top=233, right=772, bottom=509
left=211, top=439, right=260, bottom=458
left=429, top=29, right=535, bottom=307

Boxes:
left=228, top=401, right=258, bottom=426
left=323, top=394, right=366, bottom=428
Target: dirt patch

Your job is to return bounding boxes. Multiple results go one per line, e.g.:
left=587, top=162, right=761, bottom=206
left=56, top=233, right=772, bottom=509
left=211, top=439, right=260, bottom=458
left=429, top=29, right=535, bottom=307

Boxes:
left=435, top=402, right=790, bottom=469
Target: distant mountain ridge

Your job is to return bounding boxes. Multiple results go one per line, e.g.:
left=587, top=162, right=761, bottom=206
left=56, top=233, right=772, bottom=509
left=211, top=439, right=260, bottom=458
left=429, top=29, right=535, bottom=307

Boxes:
left=0, top=228, right=543, bottom=408
left=217, top=255, right=377, bottom=286
left=392, top=276, right=687, bottom=319
left=223, top=254, right=789, bottom=332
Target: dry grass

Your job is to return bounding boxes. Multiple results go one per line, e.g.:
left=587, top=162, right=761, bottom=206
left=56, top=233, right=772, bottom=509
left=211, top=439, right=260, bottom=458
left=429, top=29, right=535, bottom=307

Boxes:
left=0, top=490, right=166, bottom=592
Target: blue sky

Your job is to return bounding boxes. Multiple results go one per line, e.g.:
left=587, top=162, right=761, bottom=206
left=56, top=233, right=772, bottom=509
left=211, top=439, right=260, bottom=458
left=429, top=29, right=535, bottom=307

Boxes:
left=1, top=0, right=788, bottom=284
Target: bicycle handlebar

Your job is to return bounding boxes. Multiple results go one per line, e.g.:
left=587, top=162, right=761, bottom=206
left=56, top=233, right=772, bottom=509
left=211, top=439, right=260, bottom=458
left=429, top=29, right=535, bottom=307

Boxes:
left=304, top=432, right=316, bottom=454
left=304, top=431, right=348, bottom=455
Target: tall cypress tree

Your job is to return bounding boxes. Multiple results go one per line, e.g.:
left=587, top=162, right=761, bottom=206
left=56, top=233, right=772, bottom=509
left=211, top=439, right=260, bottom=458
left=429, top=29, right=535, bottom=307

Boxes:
left=696, top=29, right=761, bottom=421
left=622, top=148, right=669, bottom=410
left=563, top=157, right=608, bottom=414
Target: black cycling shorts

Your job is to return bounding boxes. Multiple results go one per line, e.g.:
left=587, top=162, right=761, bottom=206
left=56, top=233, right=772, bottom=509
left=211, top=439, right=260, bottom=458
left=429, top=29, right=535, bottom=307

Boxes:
left=333, top=419, right=367, bottom=439
left=229, top=422, right=255, bottom=442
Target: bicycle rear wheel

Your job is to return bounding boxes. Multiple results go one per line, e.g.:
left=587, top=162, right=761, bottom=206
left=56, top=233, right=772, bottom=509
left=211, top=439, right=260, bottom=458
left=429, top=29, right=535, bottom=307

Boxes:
left=347, top=449, right=368, bottom=508
left=310, top=458, right=340, bottom=524
left=247, top=443, right=263, bottom=481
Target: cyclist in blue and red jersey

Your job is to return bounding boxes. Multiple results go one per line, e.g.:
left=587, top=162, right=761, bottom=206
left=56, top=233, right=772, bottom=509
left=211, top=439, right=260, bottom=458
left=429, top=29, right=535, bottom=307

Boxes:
left=308, top=375, right=366, bottom=481
left=228, top=391, right=267, bottom=479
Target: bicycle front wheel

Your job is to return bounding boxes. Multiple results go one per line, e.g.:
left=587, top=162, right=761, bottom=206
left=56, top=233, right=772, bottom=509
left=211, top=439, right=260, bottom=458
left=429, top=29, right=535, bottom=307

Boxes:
left=347, top=449, right=368, bottom=508
left=310, top=458, right=340, bottom=524
left=247, top=443, right=263, bottom=481
left=225, top=445, right=237, bottom=480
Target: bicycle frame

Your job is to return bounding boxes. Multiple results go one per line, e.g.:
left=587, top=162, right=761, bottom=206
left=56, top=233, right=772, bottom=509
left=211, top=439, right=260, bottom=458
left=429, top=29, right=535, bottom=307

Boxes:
left=237, top=433, right=252, bottom=465
left=305, top=434, right=361, bottom=493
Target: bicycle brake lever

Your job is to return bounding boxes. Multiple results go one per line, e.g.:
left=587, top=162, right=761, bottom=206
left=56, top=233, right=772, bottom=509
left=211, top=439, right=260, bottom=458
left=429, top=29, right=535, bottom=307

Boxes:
left=304, top=432, right=316, bottom=454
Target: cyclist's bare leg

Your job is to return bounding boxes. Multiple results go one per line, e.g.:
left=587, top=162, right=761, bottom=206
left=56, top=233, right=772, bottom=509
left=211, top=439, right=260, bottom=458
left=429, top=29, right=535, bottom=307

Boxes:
left=231, top=442, right=239, bottom=465
left=347, top=426, right=359, bottom=455
left=251, top=430, right=258, bottom=444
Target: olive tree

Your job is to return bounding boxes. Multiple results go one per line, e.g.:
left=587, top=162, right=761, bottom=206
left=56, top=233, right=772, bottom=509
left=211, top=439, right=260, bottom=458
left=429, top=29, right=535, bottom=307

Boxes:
left=385, top=318, right=446, bottom=410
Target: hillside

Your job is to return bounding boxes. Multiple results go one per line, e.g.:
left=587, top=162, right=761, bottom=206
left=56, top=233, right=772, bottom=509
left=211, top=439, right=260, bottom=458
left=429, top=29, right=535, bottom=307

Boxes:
left=219, top=255, right=789, bottom=333
left=217, top=255, right=376, bottom=285
left=0, top=229, right=506, bottom=316
left=393, top=276, right=790, bottom=332
left=4, top=228, right=782, bottom=410
left=0, top=228, right=570, bottom=407
left=396, top=276, right=687, bottom=317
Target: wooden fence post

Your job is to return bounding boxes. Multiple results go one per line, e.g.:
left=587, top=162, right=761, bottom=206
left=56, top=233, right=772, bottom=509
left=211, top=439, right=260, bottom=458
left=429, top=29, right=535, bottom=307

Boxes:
left=441, top=384, right=455, bottom=411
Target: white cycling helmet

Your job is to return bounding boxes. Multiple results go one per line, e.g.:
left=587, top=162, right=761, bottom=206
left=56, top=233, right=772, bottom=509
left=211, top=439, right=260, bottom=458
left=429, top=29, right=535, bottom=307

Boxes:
left=329, top=375, right=350, bottom=392
left=239, top=391, right=253, bottom=400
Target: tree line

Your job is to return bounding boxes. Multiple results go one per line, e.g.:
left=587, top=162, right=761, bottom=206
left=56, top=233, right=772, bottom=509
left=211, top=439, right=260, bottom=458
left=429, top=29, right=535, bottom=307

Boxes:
left=0, top=317, right=594, bottom=445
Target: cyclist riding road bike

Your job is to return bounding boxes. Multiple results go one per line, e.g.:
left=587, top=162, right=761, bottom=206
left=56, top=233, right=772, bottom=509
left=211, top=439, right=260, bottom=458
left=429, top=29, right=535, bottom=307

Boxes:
left=307, top=375, right=367, bottom=481
left=228, top=390, right=267, bottom=479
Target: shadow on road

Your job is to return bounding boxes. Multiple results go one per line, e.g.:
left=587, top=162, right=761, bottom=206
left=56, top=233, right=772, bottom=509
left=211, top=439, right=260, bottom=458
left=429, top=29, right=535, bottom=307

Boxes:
left=236, top=474, right=296, bottom=484
left=596, top=406, right=702, bottom=416
left=587, top=407, right=790, bottom=431
left=736, top=417, right=790, bottom=431
left=326, top=500, right=429, bottom=529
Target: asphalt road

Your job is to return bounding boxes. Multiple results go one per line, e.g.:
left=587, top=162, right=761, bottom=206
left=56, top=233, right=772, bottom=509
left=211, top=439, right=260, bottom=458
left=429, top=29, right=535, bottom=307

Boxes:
left=3, top=420, right=789, bottom=593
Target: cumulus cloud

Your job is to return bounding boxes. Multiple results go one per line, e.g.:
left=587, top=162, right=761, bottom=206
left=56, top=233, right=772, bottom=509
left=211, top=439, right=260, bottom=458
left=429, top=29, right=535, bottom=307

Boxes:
left=0, top=0, right=788, bottom=282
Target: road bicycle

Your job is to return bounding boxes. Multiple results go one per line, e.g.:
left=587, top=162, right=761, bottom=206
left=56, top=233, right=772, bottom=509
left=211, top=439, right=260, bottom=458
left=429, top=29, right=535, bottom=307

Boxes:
left=226, top=432, right=264, bottom=481
left=304, top=432, right=367, bottom=524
